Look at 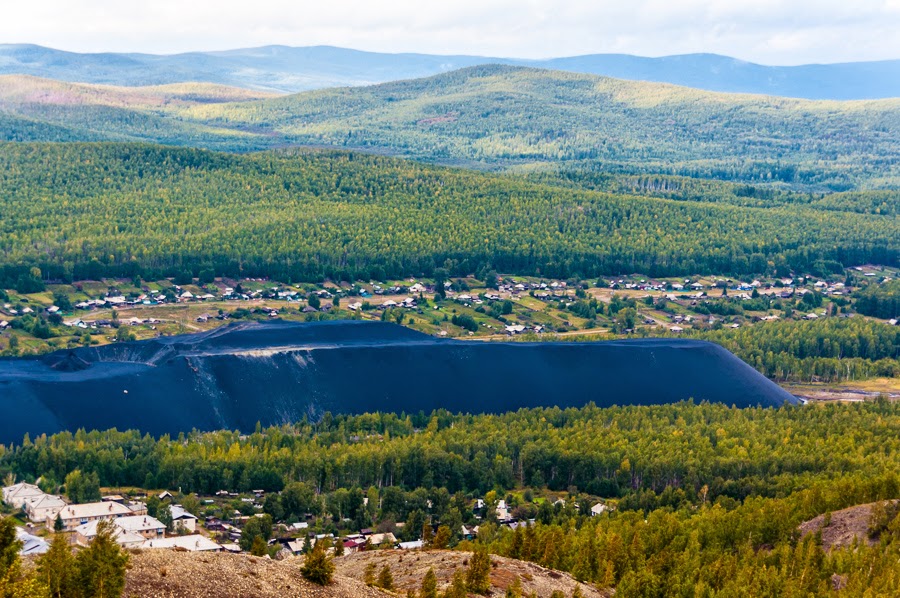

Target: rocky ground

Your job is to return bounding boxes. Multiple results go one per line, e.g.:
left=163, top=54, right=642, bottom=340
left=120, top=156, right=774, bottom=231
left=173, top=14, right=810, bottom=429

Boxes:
left=798, top=500, right=898, bottom=551
left=335, top=549, right=605, bottom=597
left=122, top=549, right=392, bottom=598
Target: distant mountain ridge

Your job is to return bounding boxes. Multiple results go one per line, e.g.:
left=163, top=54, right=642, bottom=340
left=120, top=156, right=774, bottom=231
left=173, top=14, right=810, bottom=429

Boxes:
left=1, top=67, right=898, bottom=190
left=1, top=43, right=898, bottom=99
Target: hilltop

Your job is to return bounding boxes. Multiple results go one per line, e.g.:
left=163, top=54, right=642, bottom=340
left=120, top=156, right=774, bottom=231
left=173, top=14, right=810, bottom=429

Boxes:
left=121, top=550, right=391, bottom=598
left=1, top=43, right=899, bottom=99
left=2, top=67, right=897, bottom=189
left=335, top=549, right=603, bottom=597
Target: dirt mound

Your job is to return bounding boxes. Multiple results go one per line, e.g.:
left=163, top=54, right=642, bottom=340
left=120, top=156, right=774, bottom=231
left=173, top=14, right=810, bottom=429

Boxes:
left=335, top=549, right=604, bottom=597
left=798, top=500, right=898, bottom=551
left=123, top=550, right=391, bottom=598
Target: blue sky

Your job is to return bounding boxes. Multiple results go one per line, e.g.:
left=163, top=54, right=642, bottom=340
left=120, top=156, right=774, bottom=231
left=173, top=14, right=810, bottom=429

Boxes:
left=3, top=0, right=899, bottom=65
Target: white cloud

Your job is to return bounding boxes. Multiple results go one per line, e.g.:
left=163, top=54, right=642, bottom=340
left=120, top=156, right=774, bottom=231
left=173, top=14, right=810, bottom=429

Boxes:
left=0, top=0, right=897, bottom=64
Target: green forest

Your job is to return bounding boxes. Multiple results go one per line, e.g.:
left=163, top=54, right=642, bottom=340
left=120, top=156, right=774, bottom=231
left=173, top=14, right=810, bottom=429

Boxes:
left=0, top=143, right=897, bottom=288
left=5, top=402, right=900, bottom=594
left=655, top=318, right=900, bottom=382
left=2, top=67, right=899, bottom=191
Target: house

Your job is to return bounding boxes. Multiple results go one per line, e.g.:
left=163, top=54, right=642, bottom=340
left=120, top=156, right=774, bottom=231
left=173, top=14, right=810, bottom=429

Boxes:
left=170, top=505, right=198, bottom=532
left=398, top=540, right=424, bottom=550
left=74, top=520, right=146, bottom=549
left=591, top=502, right=609, bottom=517
left=16, top=528, right=49, bottom=556
left=2, top=483, right=44, bottom=508
left=112, top=515, right=166, bottom=539
left=286, top=538, right=307, bottom=555
left=50, top=501, right=135, bottom=532
left=368, top=532, right=396, bottom=547
left=142, top=535, right=222, bottom=552
left=461, top=525, right=478, bottom=540
left=342, top=537, right=366, bottom=554
left=205, top=517, right=224, bottom=532
left=24, top=493, right=67, bottom=523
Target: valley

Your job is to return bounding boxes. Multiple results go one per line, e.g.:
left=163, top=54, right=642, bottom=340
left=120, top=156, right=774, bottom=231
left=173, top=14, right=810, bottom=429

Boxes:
left=1, top=16, right=899, bottom=597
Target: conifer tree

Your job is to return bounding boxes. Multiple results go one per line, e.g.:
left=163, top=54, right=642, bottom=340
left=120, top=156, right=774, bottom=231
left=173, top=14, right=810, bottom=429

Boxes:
left=442, top=569, right=468, bottom=598
left=505, top=575, right=523, bottom=598
left=377, top=564, right=394, bottom=591
left=433, top=526, right=451, bottom=549
left=300, top=541, right=334, bottom=586
left=75, top=520, right=129, bottom=598
left=364, top=562, right=377, bottom=586
left=37, top=533, right=77, bottom=598
left=420, top=567, right=438, bottom=598
left=466, top=545, right=492, bottom=594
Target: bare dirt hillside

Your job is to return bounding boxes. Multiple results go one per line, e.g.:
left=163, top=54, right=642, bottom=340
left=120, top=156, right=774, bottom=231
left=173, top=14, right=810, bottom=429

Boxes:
left=123, top=550, right=391, bottom=598
left=336, top=549, right=604, bottom=597
left=798, top=501, right=898, bottom=551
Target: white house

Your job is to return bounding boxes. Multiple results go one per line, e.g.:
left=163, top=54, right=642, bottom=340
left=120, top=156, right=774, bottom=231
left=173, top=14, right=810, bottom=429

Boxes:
left=590, top=503, right=609, bottom=517
left=24, top=494, right=67, bottom=523
left=16, top=528, right=49, bottom=556
left=142, top=535, right=222, bottom=552
left=112, top=515, right=166, bottom=539
left=51, top=501, right=135, bottom=532
left=2, top=483, right=44, bottom=509
left=169, top=505, right=198, bottom=532
left=74, top=520, right=146, bottom=549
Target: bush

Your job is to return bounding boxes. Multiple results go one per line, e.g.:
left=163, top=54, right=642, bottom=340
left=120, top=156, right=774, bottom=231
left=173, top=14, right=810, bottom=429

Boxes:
left=300, top=543, right=334, bottom=586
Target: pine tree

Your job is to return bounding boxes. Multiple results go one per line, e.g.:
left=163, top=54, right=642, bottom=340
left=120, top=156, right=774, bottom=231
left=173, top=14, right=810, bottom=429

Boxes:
left=377, top=564, right=394, bottom=591
left=0, top=516, right=20, bottom=580
left=505, top=575, right=523, bottom=598
left=300, top=541, right=334, bottom=586
left=433, top=526, right=451, bottom=549
left=75, top=520, right=129, bottom=598
left=37, top=534, right=77, bottom=598
left=250, top=535, right=268, bottom=557
left=54, top=514, right=64, bottom=533
left=442, top=569, right=468, bottom=598
left=420, top=568, right=438, bottom=598
left=364, top=562, right=377, bottom=586
left=466, top=545, right=492, bottom=594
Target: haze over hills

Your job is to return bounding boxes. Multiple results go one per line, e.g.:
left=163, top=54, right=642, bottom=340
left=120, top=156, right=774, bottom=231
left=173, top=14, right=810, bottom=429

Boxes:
left=3, top=66, right=896, bottom=190
left=1, top=43, right=899, bottom=100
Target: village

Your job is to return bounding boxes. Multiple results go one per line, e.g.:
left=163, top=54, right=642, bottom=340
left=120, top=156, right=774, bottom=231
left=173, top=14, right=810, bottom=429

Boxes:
left=1, top=265, right=897, bottom=357
left=2, top=479, right=612, bottom=561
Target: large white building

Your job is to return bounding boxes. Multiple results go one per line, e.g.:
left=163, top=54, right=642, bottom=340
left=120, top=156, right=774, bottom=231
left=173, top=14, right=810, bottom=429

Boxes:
left=74, top=520, right=146, bottom=549
left=50, top=501, right=135, bottom=532
left=2, top=483, right=44, bottom=509
left=24, top=494, right=67, bottom=523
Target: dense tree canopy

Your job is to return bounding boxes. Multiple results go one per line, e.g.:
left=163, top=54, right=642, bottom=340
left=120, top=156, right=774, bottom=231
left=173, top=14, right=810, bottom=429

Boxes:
left=0, top=143, right=896, bottom=288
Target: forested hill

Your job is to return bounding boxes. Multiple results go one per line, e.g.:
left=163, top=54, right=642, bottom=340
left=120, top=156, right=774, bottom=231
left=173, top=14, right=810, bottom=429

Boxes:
left=0, top=143, right=896, bottom=285
left=1, top=44, right=899, bottom=99
left=2, top=67, right=898, bottom=190
left=189, top=65, right=900, bottom=189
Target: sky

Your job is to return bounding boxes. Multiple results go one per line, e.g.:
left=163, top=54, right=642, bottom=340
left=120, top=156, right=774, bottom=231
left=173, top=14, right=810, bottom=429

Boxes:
left=2, top=0, right=899, bottom=65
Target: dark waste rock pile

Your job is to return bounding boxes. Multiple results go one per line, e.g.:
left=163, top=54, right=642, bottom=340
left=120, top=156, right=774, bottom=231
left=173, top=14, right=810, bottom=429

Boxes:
left=0, top=321, right=797, bottom=443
